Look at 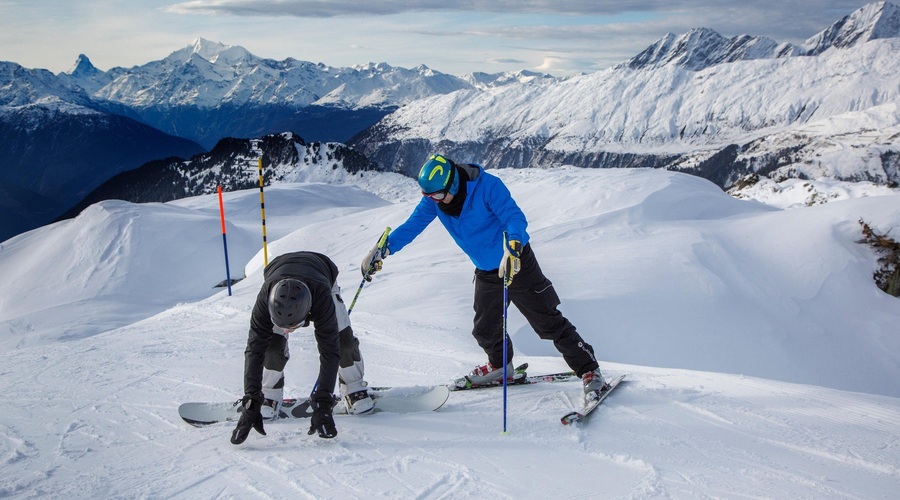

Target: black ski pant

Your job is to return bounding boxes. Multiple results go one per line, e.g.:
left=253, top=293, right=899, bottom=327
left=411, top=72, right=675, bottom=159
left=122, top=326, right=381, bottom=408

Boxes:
left=472, top=244, right=599, bottom=377
left=261, top=283, right=366, bottom=401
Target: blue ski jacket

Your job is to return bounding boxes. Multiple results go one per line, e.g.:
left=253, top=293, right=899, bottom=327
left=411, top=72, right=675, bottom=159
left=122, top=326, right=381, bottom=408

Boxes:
left=387, top=164, right=530, bottom=271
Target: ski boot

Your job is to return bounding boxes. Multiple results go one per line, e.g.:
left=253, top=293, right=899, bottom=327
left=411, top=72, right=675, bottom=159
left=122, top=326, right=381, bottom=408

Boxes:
left=343, top=390, right=375, bottom=415
left=261, top=398, right=282, bottom=420
left=582, top=368, right=608, bottom=403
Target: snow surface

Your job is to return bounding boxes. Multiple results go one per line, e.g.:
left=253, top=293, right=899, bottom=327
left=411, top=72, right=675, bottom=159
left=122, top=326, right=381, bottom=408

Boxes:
left=0, top=167, right=899, bottom=498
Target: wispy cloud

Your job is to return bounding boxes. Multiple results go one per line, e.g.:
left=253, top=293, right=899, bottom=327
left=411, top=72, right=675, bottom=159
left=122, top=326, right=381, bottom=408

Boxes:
left=164, top=0, right=865, bottom=23
left=164, top=0, right=868, bottom=42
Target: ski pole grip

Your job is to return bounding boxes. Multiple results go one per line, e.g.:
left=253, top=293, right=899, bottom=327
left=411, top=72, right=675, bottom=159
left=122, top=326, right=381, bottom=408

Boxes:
left=377, top=227, right=391, bottom=251
left=502, top=231, right=510, bottom=282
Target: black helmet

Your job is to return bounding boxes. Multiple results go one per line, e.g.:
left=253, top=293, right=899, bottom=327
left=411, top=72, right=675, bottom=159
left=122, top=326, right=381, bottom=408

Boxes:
left=268, top=278, right=311, bottom=329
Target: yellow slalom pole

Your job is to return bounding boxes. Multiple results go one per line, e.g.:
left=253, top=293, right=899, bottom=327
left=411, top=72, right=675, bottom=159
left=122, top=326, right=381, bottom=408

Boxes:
left=257, top=156, right=269, bottom=267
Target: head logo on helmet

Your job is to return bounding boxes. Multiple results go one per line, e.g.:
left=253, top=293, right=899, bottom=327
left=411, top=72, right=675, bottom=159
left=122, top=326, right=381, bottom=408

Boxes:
left=418, top=154, right=459, bottom=196
left=268, top=278, right=311, bottom=329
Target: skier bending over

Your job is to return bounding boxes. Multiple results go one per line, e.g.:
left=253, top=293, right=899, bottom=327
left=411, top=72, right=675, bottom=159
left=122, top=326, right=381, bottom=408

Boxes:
left=231, top=251, right=373, bottom=444
left=361, top=153, right=607, bottom=403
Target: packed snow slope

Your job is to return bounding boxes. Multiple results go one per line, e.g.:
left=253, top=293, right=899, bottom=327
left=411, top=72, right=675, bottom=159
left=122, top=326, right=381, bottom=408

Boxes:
left=0, top=167, right=898, bottom=498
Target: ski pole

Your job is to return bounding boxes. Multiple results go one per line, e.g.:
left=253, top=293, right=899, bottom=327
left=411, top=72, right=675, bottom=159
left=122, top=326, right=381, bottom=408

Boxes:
left=502, top=231, right=510, bottom=434
left=348, top=227, right=391, bottom=315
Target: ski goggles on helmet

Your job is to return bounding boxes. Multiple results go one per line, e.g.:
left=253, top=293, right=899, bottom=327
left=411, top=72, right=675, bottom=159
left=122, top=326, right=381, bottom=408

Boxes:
left=422, top=189, right=449, bottom=201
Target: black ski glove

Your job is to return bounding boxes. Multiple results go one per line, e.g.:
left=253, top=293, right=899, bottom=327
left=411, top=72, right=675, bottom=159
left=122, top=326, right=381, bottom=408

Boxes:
left=230, top=394, right=266, bottom=445
left=307, top=393, right=337, bottom=439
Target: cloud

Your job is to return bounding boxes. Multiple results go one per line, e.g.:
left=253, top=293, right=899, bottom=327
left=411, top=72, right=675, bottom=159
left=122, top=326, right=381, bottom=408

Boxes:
left=164, top=0, right=866, bottom=21
left=163, top=1, right=867, bottom=43
left=165, top=0, right=406, bottom=17
left=533, top=55, right=602, bottom=75
left=491, top=57, right=527, bottom=65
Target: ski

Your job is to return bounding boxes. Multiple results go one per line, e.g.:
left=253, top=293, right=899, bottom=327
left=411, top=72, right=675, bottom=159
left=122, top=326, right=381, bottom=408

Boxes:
left=560, top=374, right=626, bottom=425
left=449, top=363, right=579, bottom=391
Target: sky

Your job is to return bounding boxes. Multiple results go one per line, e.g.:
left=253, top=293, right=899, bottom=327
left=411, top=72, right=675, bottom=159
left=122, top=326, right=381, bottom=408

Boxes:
left=0, top=0, right=876, bottom=77
left=0, top=165, right=898, bottom=497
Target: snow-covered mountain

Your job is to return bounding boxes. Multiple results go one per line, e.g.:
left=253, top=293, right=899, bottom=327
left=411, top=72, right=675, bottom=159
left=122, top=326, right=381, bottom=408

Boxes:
left=0, top=62, right=204, bottom=242
left=0, top=61, right=94, bottom=109
left=54, top=39, right=475, bottom=148
left=804, top=0, right=900, bottom=54
left=461, top=69, right=563, bottom=89
left=82, top=38, right=470, bottom=110
left=59, top=132, right=381, bottom=218
left=351, top=2, right=900, bottom=192
left=8, top=37, right=560, bottom=153
left=0, top=41, right=487, bottom=241
left=0, top=166, right=897, bottom=497
left=623, top=1, right=900, bottom=70
left=623, top=29, right=799, bottom=71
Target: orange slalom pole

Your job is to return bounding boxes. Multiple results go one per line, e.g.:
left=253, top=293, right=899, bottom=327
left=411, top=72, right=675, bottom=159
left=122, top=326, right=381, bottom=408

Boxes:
left=217, top=186, right=233, bottom=296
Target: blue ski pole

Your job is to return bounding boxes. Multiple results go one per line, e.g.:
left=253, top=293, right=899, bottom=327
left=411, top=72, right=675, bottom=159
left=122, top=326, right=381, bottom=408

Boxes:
left=502, top=231, right=511, bottom=434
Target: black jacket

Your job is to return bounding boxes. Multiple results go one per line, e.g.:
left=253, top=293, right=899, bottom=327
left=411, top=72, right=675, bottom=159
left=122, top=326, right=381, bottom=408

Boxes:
left=243, top=252, right=341, bottom=399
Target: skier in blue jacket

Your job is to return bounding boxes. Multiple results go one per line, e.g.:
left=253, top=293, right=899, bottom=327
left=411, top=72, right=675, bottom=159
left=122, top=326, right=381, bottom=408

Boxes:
left=361, top=154, right=607, bottom=401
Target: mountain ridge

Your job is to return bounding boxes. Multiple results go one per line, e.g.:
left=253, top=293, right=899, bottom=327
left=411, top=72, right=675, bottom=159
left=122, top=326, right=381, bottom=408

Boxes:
left=350, top=3, right=900, bottom=190
left=623, top=1, right=900, bottom=70
left=57, top=132, right=377, bottom=221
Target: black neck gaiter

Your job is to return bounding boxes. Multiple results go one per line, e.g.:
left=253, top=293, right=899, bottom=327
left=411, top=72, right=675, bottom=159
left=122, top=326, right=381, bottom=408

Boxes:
left=438, top=166, right=469, bottom=217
